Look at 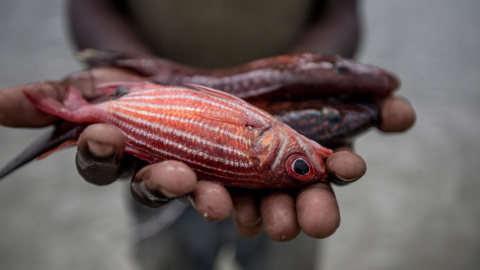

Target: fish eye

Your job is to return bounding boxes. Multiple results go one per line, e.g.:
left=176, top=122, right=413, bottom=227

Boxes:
left=286, top=154, right=314, bottom=181
left=293, top=158, right=310, bottom=176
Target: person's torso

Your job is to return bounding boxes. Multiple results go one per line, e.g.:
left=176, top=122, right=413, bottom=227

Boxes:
left=123, top=0, right=316, bottom=68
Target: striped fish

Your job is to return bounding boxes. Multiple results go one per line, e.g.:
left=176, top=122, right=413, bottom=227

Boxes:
left=23, top=82, right=332, bottom=189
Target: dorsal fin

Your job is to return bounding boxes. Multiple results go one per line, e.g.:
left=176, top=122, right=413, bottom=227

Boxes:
left=186, top=84, right=269, bottom=129
left=183, top=83, right=267, bottom=128
left=185, top=83, right=243, bottom=103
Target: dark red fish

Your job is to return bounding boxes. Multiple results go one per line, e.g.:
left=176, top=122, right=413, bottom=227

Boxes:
left=80, top=49, right=399, bottom=102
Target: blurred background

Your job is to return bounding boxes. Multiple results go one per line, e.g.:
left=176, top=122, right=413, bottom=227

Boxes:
left=0, top=0, right=479, bottom=269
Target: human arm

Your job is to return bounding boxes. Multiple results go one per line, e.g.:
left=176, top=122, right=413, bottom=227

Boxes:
left=68, top=0, right=153, bottom=54
left=293, top=0, right=361, bottom=58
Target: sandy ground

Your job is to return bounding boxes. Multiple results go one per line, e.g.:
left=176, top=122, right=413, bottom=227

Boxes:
left=0, top=0, right=479, bottom=269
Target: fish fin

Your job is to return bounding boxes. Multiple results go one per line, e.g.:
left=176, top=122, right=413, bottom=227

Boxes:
left=185, top=83, right=243, bottom=103
left=0, top=122, right=84, bottom=180
left=23, top=87, right=96, bottom=123
left=76, top=49, right=130, bottom=67
left=238, top=84, right=282, bottom=100
left=37, top=139, right=78, bottom=160
left=75, top=49, right=159, bottom=77
left=186, top=84, right=268, bottom=128
left=64, top=87, right=89, bottom=110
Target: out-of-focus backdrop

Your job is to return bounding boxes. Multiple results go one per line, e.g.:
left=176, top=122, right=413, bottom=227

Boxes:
left=0, top=0, right=479, bottom=269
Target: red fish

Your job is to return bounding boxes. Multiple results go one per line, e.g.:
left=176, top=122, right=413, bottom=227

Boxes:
left=23, top=82, right=332, bottom=189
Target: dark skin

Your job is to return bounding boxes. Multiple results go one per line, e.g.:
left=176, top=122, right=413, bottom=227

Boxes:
left=0, top=0, right=416, bottom=242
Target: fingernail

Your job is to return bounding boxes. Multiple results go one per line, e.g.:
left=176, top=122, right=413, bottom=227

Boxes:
left=334, top=170, right=360, bottom=182
left=330, top=175, right=359, bottom=185
left=326, top=151, right=366, bottom=185
left=131, top=181, right=172, bottom=207
left=87, top=140, right=116, bottom=159
left=159, top=188, right=177, bottom=199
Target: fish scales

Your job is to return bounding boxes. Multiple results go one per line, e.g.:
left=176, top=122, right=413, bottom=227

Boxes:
left=105, top=88, right=263, bottom=178
left=21, top=82, right=332, bottom=189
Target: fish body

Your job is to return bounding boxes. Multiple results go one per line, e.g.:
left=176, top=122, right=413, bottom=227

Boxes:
left=81, top=50, right=400, bottom=102
left=0, top=51, right=399, bottom=181
left=263, top=99, right=379, bottom=147
left=23, top=82, right=332, bottom=189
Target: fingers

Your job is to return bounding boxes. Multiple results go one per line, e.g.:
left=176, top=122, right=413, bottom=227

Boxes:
left=232, top=186, right=340, bottom=241
left=189, top=181, right=233, bottom=222
left=74, top=123, right=339, bottom=242
left=232, top=216, right=263, bottom=239
left=378, top=96, right=416, bottom=132
left=326, top=151, right=366, bottom=185
left=231, top=189, right=262, bottom=238
left=76, top=124, right=126, bottom=185
left=130, top=163, right=233, bottom=221
left=296, top=181, right=340, bottom=238
left=0, top=81, right=67, bottom=127
left=131, top=160, right=197, bottom=207
left=260, top=192, right=300, bottom=242
left=75, top=124, right=233, bottom=222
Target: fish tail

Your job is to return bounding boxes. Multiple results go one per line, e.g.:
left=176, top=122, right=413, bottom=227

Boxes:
left=23, top=86, right=96, bottom=123
left=0, top=122, right=86, bottom=180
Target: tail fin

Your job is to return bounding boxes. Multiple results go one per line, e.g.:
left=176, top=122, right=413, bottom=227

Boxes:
left=0, top=122, right=86, bottom=180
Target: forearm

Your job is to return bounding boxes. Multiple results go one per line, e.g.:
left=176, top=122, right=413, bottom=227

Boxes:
left=68, top=0, right=153, bottom=55
left=292, top=0, right=361, bottom=58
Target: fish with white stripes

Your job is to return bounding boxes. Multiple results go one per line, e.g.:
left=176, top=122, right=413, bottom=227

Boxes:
left=8, top=82, right=333, bottom=189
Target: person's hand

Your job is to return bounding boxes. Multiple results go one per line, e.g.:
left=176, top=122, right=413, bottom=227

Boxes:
left=0, top=66, right=147, bottom=127
left=71, top=95, right=415, bottom=241
left=0, top=69, right=415, bottom=242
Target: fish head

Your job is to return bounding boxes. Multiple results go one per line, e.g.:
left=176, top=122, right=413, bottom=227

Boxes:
left=291, top=52, right=400, bottom=98
left=254, top=124, right=331, bottom=188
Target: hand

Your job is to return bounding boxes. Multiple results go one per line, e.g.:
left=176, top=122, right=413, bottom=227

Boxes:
left=72, top=96, right=415, bottom=241
left=0, top=66, right=146, bottom=127
left=0, top=70, right=415, bottom=242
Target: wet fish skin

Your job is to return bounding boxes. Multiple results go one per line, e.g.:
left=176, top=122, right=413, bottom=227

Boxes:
left=21, top=82, right=332, bottom=189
